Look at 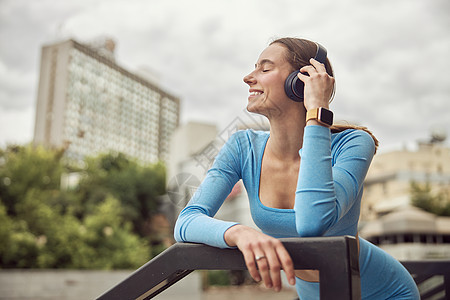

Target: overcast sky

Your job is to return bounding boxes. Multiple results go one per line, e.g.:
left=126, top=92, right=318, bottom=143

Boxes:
left=1, top=0, right=449, bottom=152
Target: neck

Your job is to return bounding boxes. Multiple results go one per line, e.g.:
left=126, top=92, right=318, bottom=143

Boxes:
left=266, top=108, right=306, bottom=162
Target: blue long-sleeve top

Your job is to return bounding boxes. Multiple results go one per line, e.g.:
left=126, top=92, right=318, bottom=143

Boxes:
left=174, top=125, right=421, bottom=300
left=174, top=125, right=375, bottom=247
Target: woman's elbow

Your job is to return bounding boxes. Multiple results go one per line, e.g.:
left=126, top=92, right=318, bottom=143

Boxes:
left=173, top=228, right=182, bottom=243
left=296, top=222, right=327, bottom=237
left=174, top=233, right=183, bottom=243
left=173, top=217, right=185, bottom=243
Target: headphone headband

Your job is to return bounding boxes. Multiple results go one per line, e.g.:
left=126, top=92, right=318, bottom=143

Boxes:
left=314, top=43, right=327, bottom=65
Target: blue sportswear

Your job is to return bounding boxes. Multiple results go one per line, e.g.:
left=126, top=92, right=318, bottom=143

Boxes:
left=175, top=125, right=419, bottom=299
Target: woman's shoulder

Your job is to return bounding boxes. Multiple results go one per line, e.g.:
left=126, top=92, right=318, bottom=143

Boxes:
left=331, top=127, right=371, bottom=138
left=331, top=128, right=376, bottom=154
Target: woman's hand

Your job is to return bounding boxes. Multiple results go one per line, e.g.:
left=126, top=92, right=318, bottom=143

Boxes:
left=297, top=58, right=335, bottom=111
left=224, top=224, right=296, bottom=291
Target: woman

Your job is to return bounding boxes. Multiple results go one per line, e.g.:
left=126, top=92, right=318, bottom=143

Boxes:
left=174, top=37, right=419, bottom=299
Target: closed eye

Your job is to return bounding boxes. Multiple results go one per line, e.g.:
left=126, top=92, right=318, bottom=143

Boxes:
left=255, top=59, right=275, bottom=72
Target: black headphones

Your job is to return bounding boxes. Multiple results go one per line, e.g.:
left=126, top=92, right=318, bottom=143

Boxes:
left=284, top=43, right=328, bottom=102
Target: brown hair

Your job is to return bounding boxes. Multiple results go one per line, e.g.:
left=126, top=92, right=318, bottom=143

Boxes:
left=270, top=37, right=379, bottom=153
left=270, top=37, right=334, bottom=77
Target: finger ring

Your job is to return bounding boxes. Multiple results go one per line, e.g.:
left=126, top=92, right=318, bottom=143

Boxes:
left=255, top=255, right=266, bottom=261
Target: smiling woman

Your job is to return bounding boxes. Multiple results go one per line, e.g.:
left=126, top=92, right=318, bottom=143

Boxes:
left=174, top=37, right=419, bottom=299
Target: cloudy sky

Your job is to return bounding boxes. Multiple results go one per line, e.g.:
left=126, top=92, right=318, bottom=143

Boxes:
left=1, top=0, right=449, bottom=152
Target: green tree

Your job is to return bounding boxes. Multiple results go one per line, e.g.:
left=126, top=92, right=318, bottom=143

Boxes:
left=0, top=201, right=40, bottom=268
left=0, top=145, right=64, bottom=216
left=35, top=195, right=150, bottom=269
left=75, top=152, right=166, bottom=236
left=410, top=181, right=450, bottom=216
left=0, top=145, right=163, bottom=269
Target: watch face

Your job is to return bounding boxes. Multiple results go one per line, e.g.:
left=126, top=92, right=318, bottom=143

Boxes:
left=320, top=108, right=333, bottom=125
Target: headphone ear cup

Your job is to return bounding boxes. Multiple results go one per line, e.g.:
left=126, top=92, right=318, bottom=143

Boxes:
left=284, top=70, right=304, bottom=102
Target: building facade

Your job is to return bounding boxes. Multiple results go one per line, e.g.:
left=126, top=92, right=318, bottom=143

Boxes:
left=360, top=136, right=450, bottom=260
left=33, top=38, right=179, bottom=164
left=361, top=138, right=450, bottom=221
left=360, top=205, right=450, bottom=260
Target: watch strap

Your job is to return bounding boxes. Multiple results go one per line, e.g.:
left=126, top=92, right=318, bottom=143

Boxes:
left=306, top=108, right=319, bottom=123
left=306, top=107, right=333, bottom=126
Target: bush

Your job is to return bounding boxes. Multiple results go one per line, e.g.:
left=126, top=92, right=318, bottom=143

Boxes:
left=207, top=270, right=231, bottom=286
left=0, top=145, right=165, bottom=269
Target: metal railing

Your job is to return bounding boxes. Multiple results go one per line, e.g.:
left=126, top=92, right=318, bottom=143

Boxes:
left=401, top=260, right=450, bottom=300
left=97, top=236, right=361, bottom=300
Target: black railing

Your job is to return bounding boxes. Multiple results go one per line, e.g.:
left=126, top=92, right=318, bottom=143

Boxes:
left=97, top=236, right=361, bottom=300
left=401, top=260, right=450, bottom=300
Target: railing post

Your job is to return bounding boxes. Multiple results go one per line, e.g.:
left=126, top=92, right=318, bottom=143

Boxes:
left=283, top=236, right=360, bottom=300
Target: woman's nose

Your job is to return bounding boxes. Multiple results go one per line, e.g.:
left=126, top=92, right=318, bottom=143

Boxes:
left=243, top=71, right=256, bottom=85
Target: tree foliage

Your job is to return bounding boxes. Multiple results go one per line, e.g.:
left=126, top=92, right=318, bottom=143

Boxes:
left=410, top=181, right=450, bottom=216
left=76, top=152, right=165, bottom=236
left=0, top=144, right=166, bottom=269
left=0, top=145, right=64, bottom=216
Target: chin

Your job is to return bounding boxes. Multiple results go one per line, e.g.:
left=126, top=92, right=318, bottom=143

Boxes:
left=246, top=102, right=263, bottom=115
left=247, top=100, right=282, bottom=119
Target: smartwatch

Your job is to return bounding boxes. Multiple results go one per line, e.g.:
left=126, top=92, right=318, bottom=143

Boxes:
left=306, top=107, right=334, bottom=126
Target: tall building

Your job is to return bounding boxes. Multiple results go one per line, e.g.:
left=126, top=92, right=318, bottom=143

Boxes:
left=33, top=38, right=180, bottom=164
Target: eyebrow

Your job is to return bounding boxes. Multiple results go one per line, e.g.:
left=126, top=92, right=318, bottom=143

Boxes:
left=255, top=59, right=275, bottom=68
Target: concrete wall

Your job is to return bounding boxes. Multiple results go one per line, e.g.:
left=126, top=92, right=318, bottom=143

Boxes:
left=0, top=270, right=202, bottom=300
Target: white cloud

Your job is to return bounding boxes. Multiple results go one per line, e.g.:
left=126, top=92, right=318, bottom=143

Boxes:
left=0, top=0, right=449, bottom=151
left=0, top=106, right=34, bottom=147
left=0, top=60, right=36, bottom=110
